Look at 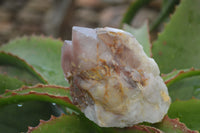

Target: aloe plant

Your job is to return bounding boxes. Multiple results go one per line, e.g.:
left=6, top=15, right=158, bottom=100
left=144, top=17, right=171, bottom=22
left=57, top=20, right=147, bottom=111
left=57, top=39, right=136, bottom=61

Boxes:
left=0, top=0, right=200, bottom=132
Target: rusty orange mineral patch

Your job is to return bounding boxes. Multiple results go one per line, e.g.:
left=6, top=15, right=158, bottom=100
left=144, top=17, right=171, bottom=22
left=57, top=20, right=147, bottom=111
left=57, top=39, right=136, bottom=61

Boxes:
left=61, top=26, right=171, bottom=127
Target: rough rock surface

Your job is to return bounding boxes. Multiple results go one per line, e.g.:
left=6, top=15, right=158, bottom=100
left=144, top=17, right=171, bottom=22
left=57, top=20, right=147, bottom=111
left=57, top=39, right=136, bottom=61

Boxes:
left=62, top=26, right=170, bottom=127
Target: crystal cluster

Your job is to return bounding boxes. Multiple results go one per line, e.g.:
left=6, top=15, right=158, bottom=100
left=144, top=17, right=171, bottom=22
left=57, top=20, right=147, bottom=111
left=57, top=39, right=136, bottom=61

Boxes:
left=61, top=26, right=171, bottom=127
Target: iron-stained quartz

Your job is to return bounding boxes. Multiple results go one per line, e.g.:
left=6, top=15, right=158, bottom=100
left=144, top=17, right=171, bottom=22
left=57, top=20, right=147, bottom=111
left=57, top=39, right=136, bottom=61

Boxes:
left=61, top=26, right=171, bottom=127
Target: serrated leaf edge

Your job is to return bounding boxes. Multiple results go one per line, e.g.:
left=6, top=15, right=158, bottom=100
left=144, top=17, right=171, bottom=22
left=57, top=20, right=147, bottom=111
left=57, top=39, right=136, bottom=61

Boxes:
left=27, top=114, right=66, bottom=133
left=128, top=125, right=163, bottom=133
left=0, top=51, right=48, bottom=84
left=163, top=115, right=199, bottom=133
left=0, top=84, right=72, bottom=103
left=0, top=84, right=82, bottom=113
left=163, top=68, right=200, bottom=87
left=3, top=35, right=63, bottom=46
left=152, top=2, right=181, bottom=48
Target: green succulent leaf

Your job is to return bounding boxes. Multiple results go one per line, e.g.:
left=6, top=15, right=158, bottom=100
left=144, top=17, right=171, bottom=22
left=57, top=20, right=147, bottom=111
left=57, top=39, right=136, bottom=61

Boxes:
left=0, top=101, right=60, bottom=133
left=163, top=68, right=200, bottom=87
left=0, top=52, right=46, bottom=84
left=103, top=126, right=162, bottom=133
left=152, top=0, right=200, bottom=74
left=27, top=114, right=197, bottom=133
left=161, top=68, right=200, bottom=102
left=168, top=99, right=200, bottom=131
left=28, top=114, right=102, bottom=133
left=28, top=114, right=164, bottom=133
left=0, top=84, right=80, bottom=113
left=0, top=74, right=24, bottom=94
left=123, top=22, right=151, bottom=57
left=150, top=0, right=179, bottom=31
left=0, top=65, right=40, bottom=85
left=0, top=36, right=69, bottom=86
left=153, top=115, right=198, bottom=133
left=168, top=75, right=200, bottom=102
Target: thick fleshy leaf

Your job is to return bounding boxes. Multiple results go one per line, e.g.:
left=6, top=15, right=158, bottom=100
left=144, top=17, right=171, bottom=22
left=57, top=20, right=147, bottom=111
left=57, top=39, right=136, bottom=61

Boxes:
left=0, top=84, right=80, bottom=113
left=152, top=0, right=200, bottom=74
left=150, top=0, right=179, bottom=31
left=168, top=75, right=200, bottom=102
left=153, top=115, right=198, bottom=133
left=0, top=101, right=61, bottom=133
left=0, top=52, right=46, bottom=84
left=103, top=125, right=162, bottom=133
left=163, top=68, right=200, bottom=87
left=0, top=74, right=24, bottom=94
left=0, top=36, right=69, bottom=86
left=105, top=116, right=197, bottom=133
left=168, top=99, right=200, bottom=131
left=123, top=22, right=151, bottom=57
left=28, top=114, right=101, bottom=133
left=162, top=68, right=200, bottom=102
left=0, top=84, right=79, bottom=132
left=0, top=76, right=65, bottom=133
left=0, top=65, right=40, bottom=85
left=0, top=55, right=59, bottom=133
left=28, top=114, right=163, bottom=133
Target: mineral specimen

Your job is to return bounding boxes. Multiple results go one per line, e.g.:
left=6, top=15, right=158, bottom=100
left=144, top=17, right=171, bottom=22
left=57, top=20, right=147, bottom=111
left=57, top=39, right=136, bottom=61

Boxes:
left=61, top=26, right=171, bottom=127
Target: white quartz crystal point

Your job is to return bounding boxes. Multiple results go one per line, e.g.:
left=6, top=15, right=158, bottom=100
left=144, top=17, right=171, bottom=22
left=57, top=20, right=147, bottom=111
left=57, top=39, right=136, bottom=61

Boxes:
left=61, top=26, right=171, bottom=127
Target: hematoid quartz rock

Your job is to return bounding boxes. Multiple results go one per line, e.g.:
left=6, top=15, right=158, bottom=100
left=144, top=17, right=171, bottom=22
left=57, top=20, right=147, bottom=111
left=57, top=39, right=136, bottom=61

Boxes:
left=61, top=26, right=171, bottom=127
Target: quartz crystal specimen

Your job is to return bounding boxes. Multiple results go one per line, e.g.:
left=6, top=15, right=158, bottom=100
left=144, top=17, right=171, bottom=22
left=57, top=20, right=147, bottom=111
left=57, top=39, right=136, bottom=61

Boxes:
left=61, top=26, right=171, bottom=127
